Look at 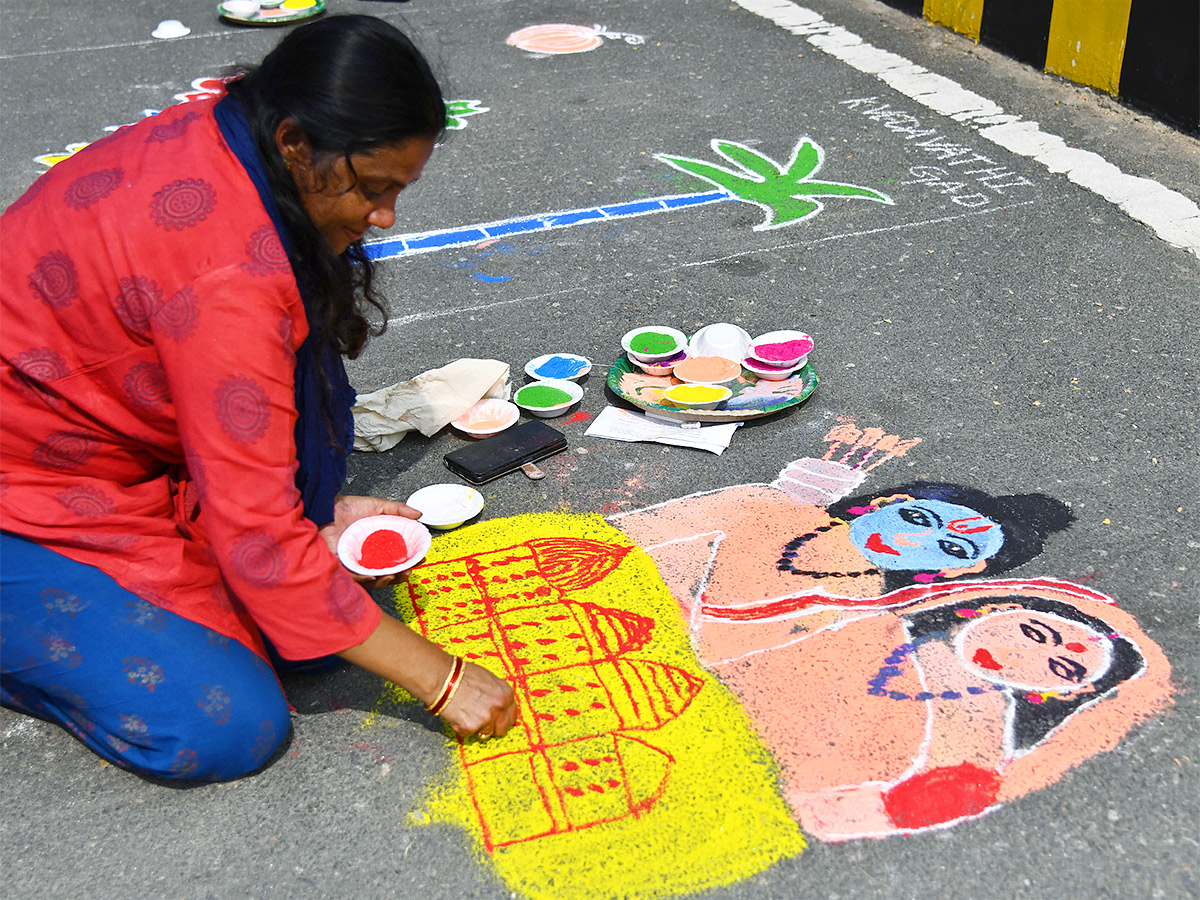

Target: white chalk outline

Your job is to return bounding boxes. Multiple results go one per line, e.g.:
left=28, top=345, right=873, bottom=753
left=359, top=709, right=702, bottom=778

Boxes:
left=731, top=0, right=1200, bottom=258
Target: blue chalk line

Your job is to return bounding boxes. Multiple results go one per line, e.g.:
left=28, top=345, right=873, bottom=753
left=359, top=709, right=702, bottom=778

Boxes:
left=364, top=190, right=733, bottom=262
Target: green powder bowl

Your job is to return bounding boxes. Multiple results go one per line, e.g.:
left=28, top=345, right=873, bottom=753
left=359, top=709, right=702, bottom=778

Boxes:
left=621, top=325, right=687, bottom=362
left=514, top=378, right=584, bottom=418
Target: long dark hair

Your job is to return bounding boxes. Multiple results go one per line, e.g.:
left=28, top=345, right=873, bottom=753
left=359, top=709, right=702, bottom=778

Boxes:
left=225, top=15, right=445, bottom=361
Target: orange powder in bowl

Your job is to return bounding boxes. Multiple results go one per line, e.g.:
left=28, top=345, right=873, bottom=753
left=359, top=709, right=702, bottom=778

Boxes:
left=467, top=415, right=509, bottom=430
left=672, top=356, right=741, bottom=383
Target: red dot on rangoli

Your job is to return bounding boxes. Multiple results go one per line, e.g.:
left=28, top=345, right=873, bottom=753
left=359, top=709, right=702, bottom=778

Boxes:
left=882, top=762, right=1001, bottom=829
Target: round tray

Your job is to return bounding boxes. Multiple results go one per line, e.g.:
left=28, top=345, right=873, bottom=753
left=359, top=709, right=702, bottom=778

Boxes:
left=606, top=355, right=817, bottom=423
left=218, top=0, right=325, bottom=26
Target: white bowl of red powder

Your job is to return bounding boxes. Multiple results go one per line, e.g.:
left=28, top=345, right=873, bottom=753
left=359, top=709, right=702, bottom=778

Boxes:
left=748, top=330, right=814, bottom=369
left=337, top=515, right=432, bottom=577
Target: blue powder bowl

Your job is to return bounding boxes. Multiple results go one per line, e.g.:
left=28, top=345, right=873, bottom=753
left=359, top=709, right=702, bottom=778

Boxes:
left=524, top=353, right=592, bottom=382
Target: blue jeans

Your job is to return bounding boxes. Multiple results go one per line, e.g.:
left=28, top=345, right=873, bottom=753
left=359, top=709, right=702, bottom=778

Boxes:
left=1, top=532, right=292, bottom=782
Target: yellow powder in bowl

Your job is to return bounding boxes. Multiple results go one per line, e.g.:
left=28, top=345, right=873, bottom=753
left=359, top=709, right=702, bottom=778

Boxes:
left=666, top=384, right=728, bottom=404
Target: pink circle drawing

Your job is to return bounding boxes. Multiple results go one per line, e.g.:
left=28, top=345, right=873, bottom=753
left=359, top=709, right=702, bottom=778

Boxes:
left=56, top=484, right=116, bottom=519
left=28, top=251, right=79, bottom=309
left=64, top=168, right=123, bottom=211
left=149, top=178, right=217, bottom=231
left=214, top=374, right=271, bottom=445
left=506, top=24, right=603, bottom=55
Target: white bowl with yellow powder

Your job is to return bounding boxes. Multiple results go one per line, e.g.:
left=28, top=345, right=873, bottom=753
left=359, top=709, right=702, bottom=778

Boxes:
left=662, top=383, right=732, bottom=410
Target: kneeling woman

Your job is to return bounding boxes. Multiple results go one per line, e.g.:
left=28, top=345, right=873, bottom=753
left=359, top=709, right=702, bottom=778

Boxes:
left=0, top=15, right=517, bottom=782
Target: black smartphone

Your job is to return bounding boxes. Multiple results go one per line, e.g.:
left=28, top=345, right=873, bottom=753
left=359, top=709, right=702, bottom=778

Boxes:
left=443, top=420, right=568, bottom=484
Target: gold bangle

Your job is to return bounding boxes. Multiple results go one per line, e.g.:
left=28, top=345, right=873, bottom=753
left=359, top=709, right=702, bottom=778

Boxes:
left=426, top=655, right=465, bottom=716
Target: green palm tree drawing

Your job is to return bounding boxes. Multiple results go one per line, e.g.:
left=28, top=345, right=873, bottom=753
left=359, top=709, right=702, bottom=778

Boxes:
left=446, top=100, right=490, bottom=131
left=655, top=138, right=893, bottom=230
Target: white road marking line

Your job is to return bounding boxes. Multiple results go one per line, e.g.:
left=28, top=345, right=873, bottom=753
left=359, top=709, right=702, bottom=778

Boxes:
left=386, top=198, right=1043, bottom=326
left=733, top=0, right=1200, bottom=258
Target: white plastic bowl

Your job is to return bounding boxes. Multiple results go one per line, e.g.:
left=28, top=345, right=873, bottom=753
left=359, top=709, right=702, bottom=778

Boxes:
left=406, top=484, right=485, bottom=530
left=748, top=330, right=815, bottom=368
left=688, top=322, right=752, bottom=362
left=621, top=326, right=688, bottom=362
left=524, top=353, right=592, bottom=382
left=152, top=19, right=191, bottom=39
left=452, top=399, right=520, bottom=438
left=337, top=515, right=431, bottom=577
left=221, top=1, right=261, bottom=17
left=662, top=384, right=733, bottom=410
left=514, top=379, right=583, bottom=418
left=742, top=356, right=802, bottom=381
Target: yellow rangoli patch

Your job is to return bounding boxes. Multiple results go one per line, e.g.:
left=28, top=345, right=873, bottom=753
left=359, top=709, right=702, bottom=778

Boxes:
left=369, top=512, right=803, bottom=900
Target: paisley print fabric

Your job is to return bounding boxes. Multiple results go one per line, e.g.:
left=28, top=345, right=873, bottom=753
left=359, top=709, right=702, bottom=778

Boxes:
left=0, top=97, right=380, bottom=664
left=1, top=533, right=291, bottom=782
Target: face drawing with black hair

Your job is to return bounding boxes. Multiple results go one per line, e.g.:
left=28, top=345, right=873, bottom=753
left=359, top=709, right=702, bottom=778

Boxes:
left=956, top=609, right=1111, bottom=694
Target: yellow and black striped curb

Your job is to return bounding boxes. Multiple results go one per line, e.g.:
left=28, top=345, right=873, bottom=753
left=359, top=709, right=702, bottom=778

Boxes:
left=882, top=0, right=1198, bottom=132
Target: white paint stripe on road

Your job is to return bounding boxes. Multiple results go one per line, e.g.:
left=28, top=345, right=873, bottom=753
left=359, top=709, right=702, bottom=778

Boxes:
left=733, top=0, right=1200, bottom=258
left=386, top=198, right=1044, bottom=327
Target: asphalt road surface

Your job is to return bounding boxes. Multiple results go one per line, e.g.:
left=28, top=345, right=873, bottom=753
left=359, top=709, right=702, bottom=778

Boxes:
left=2, top=2, right=1197, bottom=899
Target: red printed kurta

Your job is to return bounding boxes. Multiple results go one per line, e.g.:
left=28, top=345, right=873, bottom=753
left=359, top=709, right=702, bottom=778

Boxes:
left=0, top=98, right=381, bottom=660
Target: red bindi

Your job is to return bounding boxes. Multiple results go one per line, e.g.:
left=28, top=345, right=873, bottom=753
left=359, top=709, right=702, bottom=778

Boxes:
left=1064, top=642, right=1087, bottom=653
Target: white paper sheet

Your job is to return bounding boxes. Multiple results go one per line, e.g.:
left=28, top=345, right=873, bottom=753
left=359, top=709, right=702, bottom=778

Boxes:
left=584, top=407, right=742, bottom=455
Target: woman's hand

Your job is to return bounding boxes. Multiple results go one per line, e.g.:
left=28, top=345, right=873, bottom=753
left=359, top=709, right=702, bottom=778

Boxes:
left=439, top=661, right=519, bottom=741
left=318, top=494, right=423, bottom=588
left=338, top=616, right=517, bottom=742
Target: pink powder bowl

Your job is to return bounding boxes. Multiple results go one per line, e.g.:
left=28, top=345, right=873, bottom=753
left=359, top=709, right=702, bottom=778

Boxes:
left=748, top=330, right=814, bottom=368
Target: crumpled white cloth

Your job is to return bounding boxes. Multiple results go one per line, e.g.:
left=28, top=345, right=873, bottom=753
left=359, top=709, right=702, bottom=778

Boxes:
left=351, top=358, right=511, bottom=452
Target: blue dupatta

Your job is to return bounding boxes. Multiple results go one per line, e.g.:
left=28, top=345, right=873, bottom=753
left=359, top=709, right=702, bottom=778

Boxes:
left=214, top=95, right=353, bottom=527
